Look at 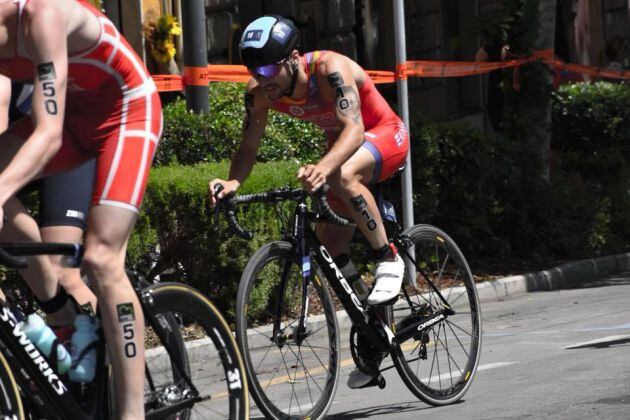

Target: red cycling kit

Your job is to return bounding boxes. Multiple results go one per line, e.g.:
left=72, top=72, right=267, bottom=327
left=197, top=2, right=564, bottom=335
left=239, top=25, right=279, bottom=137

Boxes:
left=272, top=51, right=409, bottom=185
left=0, top=0, right=161, bottom=212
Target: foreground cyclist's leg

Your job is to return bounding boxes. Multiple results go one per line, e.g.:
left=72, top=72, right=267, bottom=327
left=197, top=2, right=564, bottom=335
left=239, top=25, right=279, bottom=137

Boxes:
left=82, top=205, right=144, bottom=420
left=327, top=146, right=404, bottom=305
left=0, top=196, right=70, bottom=307
left=40, top=161, right=99, bottom=328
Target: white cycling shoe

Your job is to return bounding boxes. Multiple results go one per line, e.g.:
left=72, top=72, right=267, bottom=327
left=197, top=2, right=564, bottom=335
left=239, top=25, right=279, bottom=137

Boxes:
left=366, top=254, right=405, bottom=305
left=347, top=367, right=378, bottom=389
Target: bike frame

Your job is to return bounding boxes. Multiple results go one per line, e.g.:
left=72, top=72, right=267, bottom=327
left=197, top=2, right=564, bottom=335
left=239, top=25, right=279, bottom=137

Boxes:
left=0, top=299, right=108, bottom=420
left=273, top=200, right=455, bottom=352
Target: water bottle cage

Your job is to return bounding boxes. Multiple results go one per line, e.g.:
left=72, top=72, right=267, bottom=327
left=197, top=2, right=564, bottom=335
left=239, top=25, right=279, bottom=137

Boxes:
left=70, top=340, right=99, bottom=370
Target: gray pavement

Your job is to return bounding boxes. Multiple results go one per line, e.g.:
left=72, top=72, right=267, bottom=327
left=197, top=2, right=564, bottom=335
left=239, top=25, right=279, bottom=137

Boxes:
left=245, top=253, right=630, bottom=419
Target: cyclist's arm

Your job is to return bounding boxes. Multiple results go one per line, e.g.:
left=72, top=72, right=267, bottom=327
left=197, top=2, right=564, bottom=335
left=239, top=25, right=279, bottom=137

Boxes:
left=315, top=54, right=365, bottom=175
left=0, top=4, right=68, bottom=206
left=227, top=82, right=270, bottom=186
left=0, top=75, right=10, bottom=132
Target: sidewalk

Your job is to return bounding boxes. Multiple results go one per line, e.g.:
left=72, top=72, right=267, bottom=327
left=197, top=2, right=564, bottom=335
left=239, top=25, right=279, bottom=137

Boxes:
left=475, top=252, right=630, bottom=302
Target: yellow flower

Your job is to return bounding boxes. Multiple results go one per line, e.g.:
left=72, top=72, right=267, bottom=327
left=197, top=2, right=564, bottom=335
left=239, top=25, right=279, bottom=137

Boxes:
left=145, top=14, right=181, bottom=64
left=170, top=21, right=182, bottom=36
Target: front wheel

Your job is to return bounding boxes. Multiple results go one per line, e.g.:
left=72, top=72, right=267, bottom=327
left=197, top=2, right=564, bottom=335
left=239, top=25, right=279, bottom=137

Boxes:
left=390, top=224, right=482, bottom=406
left=141, top=282, right=249, bottom=419
left=236, top=241, right=340, bottom=420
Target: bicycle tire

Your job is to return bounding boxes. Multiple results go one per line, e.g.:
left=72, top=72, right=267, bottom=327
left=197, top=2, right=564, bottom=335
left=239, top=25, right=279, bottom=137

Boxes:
left=236, top=241, right=340, bottom=420
left=0, top=350, right=25, bottom=419
left=140, top=282, right=249, bottom=419
left=389, top=224, right=482, bottom=406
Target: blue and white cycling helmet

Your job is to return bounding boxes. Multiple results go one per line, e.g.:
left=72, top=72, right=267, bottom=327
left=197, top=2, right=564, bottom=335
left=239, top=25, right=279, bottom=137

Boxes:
left=239, top=15, right=300, bottom=78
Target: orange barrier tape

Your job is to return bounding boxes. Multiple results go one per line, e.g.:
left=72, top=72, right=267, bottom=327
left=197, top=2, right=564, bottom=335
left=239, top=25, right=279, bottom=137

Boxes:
left=153, top=53, right=630, bottom=92
left=153, top=74, right=184, bottom=92
left=405, top=57, right=534, bottom=78
left=550, top=59, right=630, bottom=80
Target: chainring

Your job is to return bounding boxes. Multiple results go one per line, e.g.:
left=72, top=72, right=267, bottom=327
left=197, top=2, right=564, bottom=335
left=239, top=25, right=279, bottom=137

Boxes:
left=349, top=326, right=385, bottom=376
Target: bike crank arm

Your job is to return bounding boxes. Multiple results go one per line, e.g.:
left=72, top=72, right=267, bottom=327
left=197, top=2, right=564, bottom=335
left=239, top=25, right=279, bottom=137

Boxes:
left=145, top=395, right=202, bottom=420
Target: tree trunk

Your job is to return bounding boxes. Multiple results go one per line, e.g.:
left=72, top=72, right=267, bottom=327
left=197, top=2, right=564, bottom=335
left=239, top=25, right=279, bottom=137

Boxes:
left=574, top=0, right=606, bottom=67
left=530, top=0, right=557, bottom=181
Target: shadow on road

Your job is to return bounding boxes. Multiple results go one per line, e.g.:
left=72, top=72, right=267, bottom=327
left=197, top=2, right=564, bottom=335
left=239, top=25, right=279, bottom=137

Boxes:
left=325, top=399, right=465, bottom=419
left=565, top=273, right=630, bottom=290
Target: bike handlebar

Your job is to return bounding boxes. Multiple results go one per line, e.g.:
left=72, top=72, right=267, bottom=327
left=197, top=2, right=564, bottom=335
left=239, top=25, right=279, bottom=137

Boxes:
left=0, top=242, right=84, bottom=269
left=214, top=184, right=349, bottom=240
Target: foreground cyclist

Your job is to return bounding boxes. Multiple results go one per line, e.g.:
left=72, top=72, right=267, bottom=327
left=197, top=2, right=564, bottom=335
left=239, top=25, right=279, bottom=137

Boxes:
left=0, top=0, right=161, bottom=418
left=209, top=15, right=409, bottom=388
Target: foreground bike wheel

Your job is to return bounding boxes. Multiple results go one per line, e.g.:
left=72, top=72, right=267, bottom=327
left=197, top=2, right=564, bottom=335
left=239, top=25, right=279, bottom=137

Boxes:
left=390, top=224, right=482, bottom=406
left=141, top=282, right=249, bottom=419
left=236, top=241, right=340, bottom=420
left=0, top=350, right=24, bottom=419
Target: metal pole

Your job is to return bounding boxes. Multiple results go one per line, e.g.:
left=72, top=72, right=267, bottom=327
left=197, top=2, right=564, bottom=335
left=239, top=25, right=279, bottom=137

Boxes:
left=393, top=0, right=416, bottom=286
left=181, top=0, right=209, bottom=113
left=393, top=0, right=414, bottom=230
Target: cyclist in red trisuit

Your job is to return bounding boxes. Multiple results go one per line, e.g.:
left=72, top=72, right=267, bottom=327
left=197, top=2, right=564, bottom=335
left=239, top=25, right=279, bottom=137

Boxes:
left=209, top=15, right=409, bottom=389
left=0, top=1, right=162, bottom=418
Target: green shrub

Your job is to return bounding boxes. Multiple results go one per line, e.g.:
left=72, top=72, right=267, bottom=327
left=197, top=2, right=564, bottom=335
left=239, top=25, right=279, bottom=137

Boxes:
left=157, top=82, right=325, bottom=165
left=128, top=160, right=301, bottom=321
left=552, top=82, right=630, bottom=252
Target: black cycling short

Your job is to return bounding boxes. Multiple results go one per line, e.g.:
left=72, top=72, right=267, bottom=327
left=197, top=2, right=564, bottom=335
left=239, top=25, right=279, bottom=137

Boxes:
left=10, top=83, right=95, bottom=230
left=38, top=160, right=96, bottom=230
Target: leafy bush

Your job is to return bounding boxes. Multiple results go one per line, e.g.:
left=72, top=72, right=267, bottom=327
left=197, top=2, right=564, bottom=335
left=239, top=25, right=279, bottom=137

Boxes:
left=551, top=81, right=630, bottom=252
left=156, top=82, right=325, bottom=165
left=127, top=160, right=301, bottom=321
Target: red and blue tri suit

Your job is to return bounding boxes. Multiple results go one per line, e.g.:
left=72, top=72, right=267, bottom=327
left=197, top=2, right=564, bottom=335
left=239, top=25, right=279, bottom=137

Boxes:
left=271, top=51, right=409, bottom=186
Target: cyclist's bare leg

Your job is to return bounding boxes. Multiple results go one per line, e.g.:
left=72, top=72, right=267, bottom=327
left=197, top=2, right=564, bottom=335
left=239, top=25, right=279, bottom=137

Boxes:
left=82, top=204, right=144, bottom=420
left=315, top=222, right=355, bottom=257
left=42, top=225, right=98, bottom=326
left=0, top=196, right=69, bottom=305
left=326, top=147, right=389, bottom=253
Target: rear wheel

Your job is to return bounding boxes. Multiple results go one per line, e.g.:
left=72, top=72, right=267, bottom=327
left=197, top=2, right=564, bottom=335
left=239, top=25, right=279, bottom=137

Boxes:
left=236, top=241, right=340, bottom=420
left=141, top=282, right=249, bottom=419
left=0, top=350, right=24, bottom=419
left=390, top=224, right=481, bottom=406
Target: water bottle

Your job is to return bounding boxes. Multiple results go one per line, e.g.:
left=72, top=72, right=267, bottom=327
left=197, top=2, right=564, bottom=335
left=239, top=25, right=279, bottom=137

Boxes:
left=334, top=254, right=370, bottom=302
left=19, top=313, right=72, bottom=374
left=68, top=314, right=99, bottom=383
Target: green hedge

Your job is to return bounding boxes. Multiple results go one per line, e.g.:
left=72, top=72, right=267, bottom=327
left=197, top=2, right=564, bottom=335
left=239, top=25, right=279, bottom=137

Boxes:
left=127, top=160, right=300, bottom=320
left=156, top=82, right=325, bottom=165
left=551, top=81, right=630, bottom=252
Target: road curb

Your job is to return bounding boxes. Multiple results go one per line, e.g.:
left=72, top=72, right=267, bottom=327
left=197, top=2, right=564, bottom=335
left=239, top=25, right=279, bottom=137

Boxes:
left=475, top=252, right=630, bottom=303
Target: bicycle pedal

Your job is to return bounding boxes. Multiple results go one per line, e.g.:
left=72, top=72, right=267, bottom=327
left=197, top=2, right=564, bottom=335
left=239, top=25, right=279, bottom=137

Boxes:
left=376, top=374, right=386, bottom=389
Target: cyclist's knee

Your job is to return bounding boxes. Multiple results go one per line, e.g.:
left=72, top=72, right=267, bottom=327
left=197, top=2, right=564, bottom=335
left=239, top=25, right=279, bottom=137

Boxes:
left=329, top=167, right=363, bottom=198
left=82, top=243, right=124, bottom=284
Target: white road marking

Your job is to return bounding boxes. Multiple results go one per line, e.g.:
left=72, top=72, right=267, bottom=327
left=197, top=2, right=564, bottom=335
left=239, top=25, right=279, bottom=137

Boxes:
left=421, top=361, right=518, bottom=382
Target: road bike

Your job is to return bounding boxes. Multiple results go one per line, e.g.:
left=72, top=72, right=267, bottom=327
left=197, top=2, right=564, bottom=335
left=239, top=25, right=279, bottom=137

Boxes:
left=0, top=242, right=249, bottom=419
left=217, top=184, right=482, bottom=419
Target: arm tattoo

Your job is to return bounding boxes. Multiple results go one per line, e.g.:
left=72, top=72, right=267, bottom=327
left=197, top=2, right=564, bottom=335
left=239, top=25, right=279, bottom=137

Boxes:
left=243, top=93, right=254, bottom=131
left=37, top=62, right=58, bottom=115
left=243, top=109, right=251, bottom=131
left=244, top=92, right=254, bottom=108
left=36, top=62, right=56, bottom=81
left=327, top=72, right=344, bottom=88
left=117, top=303, right=138, bottom=358
left=335, top=85, right=361, bottom=124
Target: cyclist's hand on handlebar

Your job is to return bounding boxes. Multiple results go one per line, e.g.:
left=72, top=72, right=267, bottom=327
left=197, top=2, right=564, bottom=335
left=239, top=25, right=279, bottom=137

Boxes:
left=208, top=178, right=240, bottom=207
left=297, top=164, right=327, bottom=194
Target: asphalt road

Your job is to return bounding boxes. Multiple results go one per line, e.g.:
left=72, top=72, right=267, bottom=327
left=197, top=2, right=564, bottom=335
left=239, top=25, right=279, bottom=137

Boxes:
left=249, top=272, right=630, bottom=419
